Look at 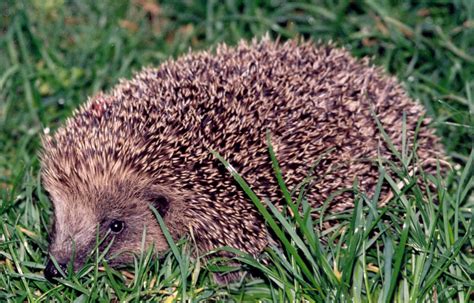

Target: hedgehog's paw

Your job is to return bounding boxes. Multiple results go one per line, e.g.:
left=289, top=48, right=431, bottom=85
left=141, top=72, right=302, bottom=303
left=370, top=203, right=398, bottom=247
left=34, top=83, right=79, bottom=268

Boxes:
left=208, top=260, right=246, bottom=285
left=212, top=270, right=244, bottom=285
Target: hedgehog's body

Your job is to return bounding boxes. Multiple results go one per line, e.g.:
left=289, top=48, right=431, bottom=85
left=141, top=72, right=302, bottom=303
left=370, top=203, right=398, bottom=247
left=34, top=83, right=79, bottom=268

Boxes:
left=41, top=38, right=444, bottom=280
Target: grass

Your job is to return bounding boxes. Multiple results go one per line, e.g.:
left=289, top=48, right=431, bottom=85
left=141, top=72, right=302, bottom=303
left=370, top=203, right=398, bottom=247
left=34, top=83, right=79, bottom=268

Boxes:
left=0, top=0, right=473, bottom=301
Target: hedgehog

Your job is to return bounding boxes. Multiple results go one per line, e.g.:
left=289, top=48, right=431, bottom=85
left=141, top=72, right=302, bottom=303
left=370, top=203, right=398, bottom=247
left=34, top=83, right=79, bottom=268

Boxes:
left=41, top=37, right=446, bottom=282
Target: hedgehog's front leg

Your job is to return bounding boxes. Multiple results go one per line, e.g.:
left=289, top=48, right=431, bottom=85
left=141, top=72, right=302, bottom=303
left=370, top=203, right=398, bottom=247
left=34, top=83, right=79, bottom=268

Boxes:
left=181, top=189, right=269, bottom=283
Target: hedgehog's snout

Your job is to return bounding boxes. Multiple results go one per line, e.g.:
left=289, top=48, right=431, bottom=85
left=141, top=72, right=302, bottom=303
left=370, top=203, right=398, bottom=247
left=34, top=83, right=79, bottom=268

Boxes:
left=44, top=259, right=67, bottom=282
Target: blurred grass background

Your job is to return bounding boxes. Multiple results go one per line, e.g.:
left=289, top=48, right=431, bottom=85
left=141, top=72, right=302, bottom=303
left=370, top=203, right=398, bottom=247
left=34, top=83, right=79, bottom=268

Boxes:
left=0, top=0, right=472, bottom=301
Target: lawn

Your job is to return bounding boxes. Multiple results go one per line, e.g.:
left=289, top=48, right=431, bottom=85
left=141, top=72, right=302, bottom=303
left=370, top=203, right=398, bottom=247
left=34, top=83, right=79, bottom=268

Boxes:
left=0, top=0, right=473, bottom=302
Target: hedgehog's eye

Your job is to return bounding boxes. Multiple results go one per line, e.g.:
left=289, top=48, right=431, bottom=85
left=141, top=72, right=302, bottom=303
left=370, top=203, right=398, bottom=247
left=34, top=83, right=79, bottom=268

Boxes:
left=109, top=220, right=125, bottom=234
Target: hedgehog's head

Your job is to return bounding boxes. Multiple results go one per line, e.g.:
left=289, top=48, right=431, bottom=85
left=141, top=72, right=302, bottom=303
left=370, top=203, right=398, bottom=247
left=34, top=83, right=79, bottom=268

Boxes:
left=40, top=149, right=186, bottom=282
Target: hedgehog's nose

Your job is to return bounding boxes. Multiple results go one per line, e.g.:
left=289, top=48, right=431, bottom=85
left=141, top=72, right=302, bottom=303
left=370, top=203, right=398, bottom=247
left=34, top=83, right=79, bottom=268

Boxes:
left=44, top=260, right=67, bottom=282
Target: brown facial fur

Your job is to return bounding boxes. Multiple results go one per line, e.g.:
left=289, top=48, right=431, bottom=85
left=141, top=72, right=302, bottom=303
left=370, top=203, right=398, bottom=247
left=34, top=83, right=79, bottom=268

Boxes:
left=43, top=166, right=185, bottom=269
left=41, top=37, right=446, bottom=273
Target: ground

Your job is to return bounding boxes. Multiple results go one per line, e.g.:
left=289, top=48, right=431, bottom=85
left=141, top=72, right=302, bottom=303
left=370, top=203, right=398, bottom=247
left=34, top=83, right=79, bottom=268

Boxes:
left=0, top=0, right=472, bottom=302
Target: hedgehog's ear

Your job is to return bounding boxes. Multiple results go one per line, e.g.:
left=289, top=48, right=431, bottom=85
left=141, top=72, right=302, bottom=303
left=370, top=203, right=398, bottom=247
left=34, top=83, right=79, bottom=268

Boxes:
left=149, top=194, right=170, bottom=217
left=147, top=184, right=187, bottom=219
